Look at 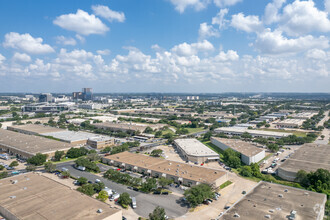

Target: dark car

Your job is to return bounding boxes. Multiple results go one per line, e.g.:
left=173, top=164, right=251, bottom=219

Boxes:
left=133, top=187, right=139, bottom=191
left=224, top=206, right=230, bottom=210
left=161, top=191, right=169, bottom=195
left=122, top=216, right=127, bottom=220
left=88, top=180, right=93, bottom=184
left=203, top=200, right=211, bottom=205
left=153, top=191, right=161, bottom=195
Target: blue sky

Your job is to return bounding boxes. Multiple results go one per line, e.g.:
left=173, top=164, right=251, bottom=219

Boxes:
left=0, top=0, right=329, bottom=93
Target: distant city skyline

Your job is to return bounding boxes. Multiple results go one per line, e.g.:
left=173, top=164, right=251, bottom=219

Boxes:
left=0, top=0, right=329, bottom=92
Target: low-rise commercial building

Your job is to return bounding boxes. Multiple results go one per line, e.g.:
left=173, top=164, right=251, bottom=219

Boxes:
left=22, top=102, right=75, bottom=113
left=211, top=137, right=265, bottom=165
left=214, top=127, right=292, bottom=139
left=102, top=152, right=227, bottom=187
left=173, top=139, right=219, bottom=163
left=221, top=181, right=326, bottom=220
left=291, top=112, right=317, bottom=120
left=7, top=124, right=114, bottom=149
left=0, top=129, right=74, bottom=159
left=0, top=173, right=122, bottom=220
left=275, top=118, right=305, bottom=128
left=278, top=143, right=330, bottom=181
left=93, top=122, right=165, bottom=133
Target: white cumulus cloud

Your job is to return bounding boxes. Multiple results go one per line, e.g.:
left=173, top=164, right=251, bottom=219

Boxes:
left=171, top=40, right=214, bottom=56
left=3, top=32, right=54, bottom=54
left=12, top=53, right=31, bottom=62
left=92, top=5, right=125, bottom=22
left=199, top=22, right=219, bottom=39
left=169, top=0, right=209, bottom=13
left=53, top=9, right=109, bottom=35
left=212, top=8, right=229, bottom=29
left=97, top=49, right=111, bottom=55
left=254, top=29, right=329, bottom=54
left=263, top=0, right=286, bottom=25
left=213, top=0, right=242, bottom=8
left=55, top=36, right=77, bottom=46
left=231, top=13, right=263, bottom=33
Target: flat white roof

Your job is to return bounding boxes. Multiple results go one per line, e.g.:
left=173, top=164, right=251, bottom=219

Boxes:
left=174, top=138, right=219, bottom=157
left=215, top=127, right=291, bottom=137
left=42, top=131, right=111, bottom=142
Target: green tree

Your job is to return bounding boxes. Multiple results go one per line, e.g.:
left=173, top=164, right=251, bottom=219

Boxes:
left=66, top=147, right=88, bottom=158
left=96, top=190, right=109, bottom=202
left=27, top=153, right=48, bottom=166
left=26, top=165, right=36, bottom=171
left=203, top=131, right=212, bottom=141
left=44, top=162, right=56, bottom=173
left=93, top=182, right=105, bottom=193
left=241, top=132, right=252, bottom=140
left=61, top=171, right=70, bottom=178
left=227, top=156, right=241, bottom=168
left=118, top=192, right=132, bottom=208
left=155, top=130, right=163, bottom=138
left=295, top=170, right=309, bottom=186
left=158, top=177, right=173, bottom=188
left=240, top=166, right=252, bottom=177
left=0, top=165, right=4, bottom=170
left=184, top=184, right=214, bottom=207
left=144, top=126, right=153, bottom=134
left=86, top=153, right=100, bottom=162
left=266, top=143, right=279, bottom=152
left=9, top=161, right=19, bottom=168
left=149, top=206, right=167, bottom=220
left=141, top=178, right=157, bottom=193
left=77, top=184, right=96, bottom=196
left=150, top=149, right=163, bottom=157
left=77, top=177, right=88, bottom=185
left=54, top=150, right=65, bottom=161
left=0, top=171, right=8, bottom=179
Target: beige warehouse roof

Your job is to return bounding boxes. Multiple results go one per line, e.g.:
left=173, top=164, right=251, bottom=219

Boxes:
left=0, top=129, right=73, bottom=155
left=8, top=124, right=63, bottom=134
left=211, top=137, right=264, bottom=157
left=104, top=151, right=226, bottom=184
left=0, top=173, right=121, bottom=220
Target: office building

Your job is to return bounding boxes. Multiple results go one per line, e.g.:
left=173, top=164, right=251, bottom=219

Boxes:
left=211, top=137, right=265, bottom=165
left=173, top=139, right=219, bottom=163
left=72, top=88, right=93, bottom=101
left=39, top=93, right=52, bottom=102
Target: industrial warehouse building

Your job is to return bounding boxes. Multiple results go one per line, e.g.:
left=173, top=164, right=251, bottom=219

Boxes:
left=214, top=127, right=292, bottom=139
left=173, top=139, right=219, bottom=163
left=275, top=119, right=305, bottom=128
left=221, top=181, right=326, bottom=220
left=93, top=122, right=165, bottom=133
left=211, top=137, right=265, bottom=165
left=291, top=112, right=317, bottom=119
left=0, top=173, right=122, bottom=220
left=278, top=143, right=330, bottom=181
left=102, top=152, right=228, bottom=187
left=7, top=125, right=115, bottom=149
left=0, top=129, right=74, bottom=159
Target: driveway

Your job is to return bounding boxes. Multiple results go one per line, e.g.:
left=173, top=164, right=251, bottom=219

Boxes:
left=56, top=162, right=188, bottom=219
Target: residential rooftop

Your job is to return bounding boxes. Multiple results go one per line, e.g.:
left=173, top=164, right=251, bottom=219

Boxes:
left=221, top=181, right=326, bottom=220
left=0, top=173, right=121, bottom=220
left=0, top=129, right=73, bottom=155
left=279, top=143, right=330, bottom=173
left=104, top=151, right=226, bottom=184
left=211, top=137, right=264, bottom=157
left=174, top=139, right=219, bottom=157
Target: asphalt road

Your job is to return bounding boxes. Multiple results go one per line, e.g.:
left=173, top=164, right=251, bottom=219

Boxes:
left=56, top=162, right=188, bottom=218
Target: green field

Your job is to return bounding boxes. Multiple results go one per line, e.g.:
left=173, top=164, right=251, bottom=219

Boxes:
left=186, top=127, right=207, bottom=134
left=259, top=128, right=308, bottom=137
left=202, top=141, right=224, bottom=159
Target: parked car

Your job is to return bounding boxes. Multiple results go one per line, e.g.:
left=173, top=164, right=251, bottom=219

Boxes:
left=95, top=179, right=101, bottom=183
left=224, top=206, right=230, bottom=210
left=203, top=200, right=211, bottom=205
left=161, top=191, right=169, bottom=195
left=153, top=191, right=161, bottom=195
left=131, top=197, right=137, bottom=209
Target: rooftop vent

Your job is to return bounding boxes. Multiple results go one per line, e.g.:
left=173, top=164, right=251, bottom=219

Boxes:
left=265, top=215, right=271, bottom=219
left=233, top=213, right=240, bottom=218
left=97, top=209, right=103, bottom=213
left=23, top=187, right=27, bottom=190
left=284, top=189, right=288, bottom=192
left=9, top=196, right=16, bottom=199
left=269, top=209, right=274, bottom=213
left=278, top=194, right=283, bottom=198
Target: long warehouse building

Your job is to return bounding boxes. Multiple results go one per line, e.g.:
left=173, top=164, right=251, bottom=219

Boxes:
left=221, top=181, right=326, bottom=220
left=0, top=173, right=122, bottom=220
left=102, top=151, right=227, bottom=188
left=214, top=127, right=292, bottom=139
left=211, top=137, right=265, bottom=165
left=278, top=143, right=330, bottom=181
left=0, top=129, right=74, bottom=159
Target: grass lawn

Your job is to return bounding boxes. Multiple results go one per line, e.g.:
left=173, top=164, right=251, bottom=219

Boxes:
left=161, top=128, right=175, bottom=136
left=52, top=157, right=77, bottom=164
left=186, top=127, right=207, bottom=134
left=219, top=180, right=233, bottom=189
left=258, top=128, right=307, bottom=137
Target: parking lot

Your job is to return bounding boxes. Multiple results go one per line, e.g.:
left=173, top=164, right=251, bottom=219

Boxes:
left=56, top=162, right=189, bottom=219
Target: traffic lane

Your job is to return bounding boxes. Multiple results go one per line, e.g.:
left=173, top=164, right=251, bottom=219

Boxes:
left=56, top=163, right=188, bottom=218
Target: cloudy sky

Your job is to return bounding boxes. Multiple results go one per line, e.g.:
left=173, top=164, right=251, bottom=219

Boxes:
left=0, top=0, right=329, bottom=93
